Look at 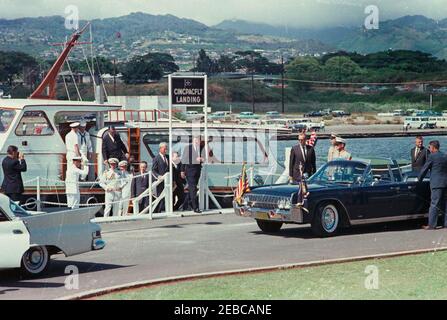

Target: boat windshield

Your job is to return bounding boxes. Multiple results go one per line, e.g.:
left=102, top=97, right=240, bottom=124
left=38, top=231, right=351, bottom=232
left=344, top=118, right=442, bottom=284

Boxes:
left=0, top=109, right=16, bottom=133
left=310, top=161, right=367, bottom=185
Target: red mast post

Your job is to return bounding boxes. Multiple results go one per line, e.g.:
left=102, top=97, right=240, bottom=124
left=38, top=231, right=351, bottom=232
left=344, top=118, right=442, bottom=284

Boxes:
left=30, top=23, right=90, bottom=100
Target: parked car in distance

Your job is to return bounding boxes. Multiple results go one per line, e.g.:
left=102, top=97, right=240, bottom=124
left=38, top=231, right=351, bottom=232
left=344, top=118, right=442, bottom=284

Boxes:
left=304, top=111, right=323, bottom=118
left=332, top=110, right=350, bottom=117
left=237, top=112, right=260, bottom=120
left=234, top=158, right=430, bottom=237
left=0, top=195, right=105, bottom=277
left=209, top=111, right=232, bottom=121
left=403, top=117, right=437, bottom=129
left=265, top=111, right=282, bottom=119
left=290, top=123, right=308, bottom=133
left=184, top=111, right=205, bottom=122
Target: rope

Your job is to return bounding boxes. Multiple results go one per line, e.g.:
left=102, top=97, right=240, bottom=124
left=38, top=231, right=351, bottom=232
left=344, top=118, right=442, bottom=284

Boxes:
left=63, top=45, right=83, bottom=101
left=40, top=193, right=148, bottom=207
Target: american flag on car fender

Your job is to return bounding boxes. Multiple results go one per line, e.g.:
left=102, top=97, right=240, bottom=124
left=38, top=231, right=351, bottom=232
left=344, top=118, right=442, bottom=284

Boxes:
left=234, top=163, right=251, bottom=206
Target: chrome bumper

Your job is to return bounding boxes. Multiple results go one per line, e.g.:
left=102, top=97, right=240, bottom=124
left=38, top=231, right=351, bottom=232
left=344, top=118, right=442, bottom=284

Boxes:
left=233, top=201, right=305, bottom=224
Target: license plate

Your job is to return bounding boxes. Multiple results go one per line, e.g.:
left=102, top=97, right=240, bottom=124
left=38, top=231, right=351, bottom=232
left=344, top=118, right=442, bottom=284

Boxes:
left=256, top=212, right=269, bottom=220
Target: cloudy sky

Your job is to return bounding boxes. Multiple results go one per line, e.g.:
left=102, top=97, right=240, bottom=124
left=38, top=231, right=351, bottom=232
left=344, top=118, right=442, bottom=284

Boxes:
left=1, top=0, right=447, bottom=27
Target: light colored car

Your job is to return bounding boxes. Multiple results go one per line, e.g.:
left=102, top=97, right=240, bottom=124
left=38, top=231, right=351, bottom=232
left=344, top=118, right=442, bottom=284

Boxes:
left=265, top=111, right=281, bottom=119
left=0, top=195, right=105, bottom=277
left=237, top=112, right=260, bottom=120
left=208, top=111, right=232, bottom=121
left=184, top=111, right=205, bottom=122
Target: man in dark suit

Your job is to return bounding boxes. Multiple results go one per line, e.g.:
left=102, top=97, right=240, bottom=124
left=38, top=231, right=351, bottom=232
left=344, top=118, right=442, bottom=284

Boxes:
left=289, top=132, right=317, bottom=184
left=411, top=136, right=430, bottom=172
left=132, top=161, right=150, bottom=213
left=418, top=140, right=447, bottom=230
left=152, top=142, right=169, bottom=213
left=102, top=126, right=129, bottom=163
left=181, top=136, right=204, bottom=213
left=2, top=145, right=27, bottom=203
left=172, top=151, right=185, bottom=211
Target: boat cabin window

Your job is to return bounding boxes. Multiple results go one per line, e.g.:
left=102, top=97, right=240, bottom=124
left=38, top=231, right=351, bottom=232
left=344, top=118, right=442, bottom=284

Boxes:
left=0, top=109, right=16, bottom=132
left=15, top=111, right=54, bottom=136
left=142, top=133, right=268, bottom=165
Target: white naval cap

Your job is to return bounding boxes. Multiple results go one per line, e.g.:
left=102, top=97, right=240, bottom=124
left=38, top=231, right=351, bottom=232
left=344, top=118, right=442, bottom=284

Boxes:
left=80, top=120, right=87, bottom=127
left=70, top=122, right=80, bottom=128
left=108, top=158, right=119, bottom=164
left=335, top=137, right=347, bottom=144
left=118, top=160, right=128, bottom=167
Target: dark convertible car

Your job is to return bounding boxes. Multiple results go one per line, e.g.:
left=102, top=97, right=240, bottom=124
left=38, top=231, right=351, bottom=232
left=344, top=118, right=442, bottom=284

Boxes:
left=234, top=159, right=431, bottom=237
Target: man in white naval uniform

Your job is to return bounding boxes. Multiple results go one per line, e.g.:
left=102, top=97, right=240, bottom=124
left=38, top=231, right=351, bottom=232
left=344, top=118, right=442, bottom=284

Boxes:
left=65, top=156, right=89, bottom=209
left=118, top=160, right=133, bottom=216
left=65, top=122, right=81, bottom=163
left=78, top=120, right=94, bottom=181
left=100, top=158, right=122, bottom=217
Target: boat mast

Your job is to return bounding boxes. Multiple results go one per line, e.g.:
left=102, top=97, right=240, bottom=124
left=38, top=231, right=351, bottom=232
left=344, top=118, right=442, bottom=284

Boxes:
left=29, top=23, right=90, bottom=100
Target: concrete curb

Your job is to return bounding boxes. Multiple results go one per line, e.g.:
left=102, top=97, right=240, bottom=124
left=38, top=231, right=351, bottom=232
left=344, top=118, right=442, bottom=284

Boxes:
left=59, top=246, right=447, bottom=300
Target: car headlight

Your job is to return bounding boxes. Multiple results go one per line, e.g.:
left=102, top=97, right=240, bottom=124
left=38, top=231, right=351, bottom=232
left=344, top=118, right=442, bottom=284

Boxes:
left=284, top=200, right=292, bottom=210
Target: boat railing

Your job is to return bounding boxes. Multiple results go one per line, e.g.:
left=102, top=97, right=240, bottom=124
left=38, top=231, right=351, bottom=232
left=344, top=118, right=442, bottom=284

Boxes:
left=23, top=171, right=171, bottom=220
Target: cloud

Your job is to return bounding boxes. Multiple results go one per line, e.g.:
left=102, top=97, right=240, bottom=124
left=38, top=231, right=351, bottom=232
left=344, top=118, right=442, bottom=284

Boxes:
left=1, top=0, right=447, bottom=28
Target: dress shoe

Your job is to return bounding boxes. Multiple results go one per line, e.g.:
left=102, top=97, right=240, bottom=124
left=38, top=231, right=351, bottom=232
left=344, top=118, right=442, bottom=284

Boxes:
left=422, top=225, right=436, bottom=230
left=194, top=209, right=202, bottom=214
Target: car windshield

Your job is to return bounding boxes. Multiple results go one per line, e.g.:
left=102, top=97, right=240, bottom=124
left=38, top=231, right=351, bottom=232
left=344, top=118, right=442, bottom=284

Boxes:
left=0, top=108, right=16, bottom=132
left=9, top=200, right=31, bottom=218
left=310, top=161, right=367, bottom=185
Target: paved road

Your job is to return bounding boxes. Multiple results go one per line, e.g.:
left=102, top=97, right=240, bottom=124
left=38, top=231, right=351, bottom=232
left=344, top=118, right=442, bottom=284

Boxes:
left=1, top=212, right=447, bottom=300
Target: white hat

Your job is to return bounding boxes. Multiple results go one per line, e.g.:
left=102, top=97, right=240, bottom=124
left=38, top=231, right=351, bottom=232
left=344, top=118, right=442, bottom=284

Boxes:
left=335, top=137, right=346, bottom=144
left=70, top=122, right=80, bottom=128
left=108, top=158, right=119, bottom=164
left=118, top=160, right=128, bottom=167
left=72, top=156, right=82, bottom=161
left=330, top=133, right=338, bottom=139
left=80, top=120, right=87, bottom=127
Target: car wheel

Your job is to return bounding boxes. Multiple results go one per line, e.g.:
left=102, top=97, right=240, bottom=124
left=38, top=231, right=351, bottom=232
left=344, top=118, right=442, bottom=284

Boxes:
left=21, top=246, right=50, bottom=277
left=311, top=203, right=340, bottom=237
left=256, top=219, right=283, bottom=233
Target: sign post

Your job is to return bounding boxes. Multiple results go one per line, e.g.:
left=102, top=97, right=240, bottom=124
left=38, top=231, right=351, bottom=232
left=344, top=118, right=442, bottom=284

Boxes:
left=169, top=73, right=208, bottom=213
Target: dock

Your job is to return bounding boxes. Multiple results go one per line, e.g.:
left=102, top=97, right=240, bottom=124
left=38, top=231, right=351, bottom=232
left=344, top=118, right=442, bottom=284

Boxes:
left=276, top=124, right=447, bottom=140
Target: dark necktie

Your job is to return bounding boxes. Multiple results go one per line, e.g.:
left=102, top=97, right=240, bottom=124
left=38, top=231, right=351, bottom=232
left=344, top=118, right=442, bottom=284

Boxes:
left=80, top=133, right=86, bottom=145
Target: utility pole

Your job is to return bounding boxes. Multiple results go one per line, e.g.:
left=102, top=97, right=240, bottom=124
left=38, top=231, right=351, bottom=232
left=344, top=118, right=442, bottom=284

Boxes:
left=251, top=53, right=255, bottom=113
left=281, top=54, right=285, bottom=113
left=113, top=58, right=117, bottom=97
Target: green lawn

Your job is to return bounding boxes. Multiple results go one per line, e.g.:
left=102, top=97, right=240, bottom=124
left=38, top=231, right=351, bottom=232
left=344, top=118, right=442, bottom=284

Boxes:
left=101, top=251, right=447, bottom=300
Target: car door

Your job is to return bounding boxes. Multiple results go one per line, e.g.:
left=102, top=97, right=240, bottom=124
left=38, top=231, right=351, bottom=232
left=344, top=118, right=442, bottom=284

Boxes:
left=354, top=167, right=402, bottom=220
left=0, top=212, right=30, bottom=269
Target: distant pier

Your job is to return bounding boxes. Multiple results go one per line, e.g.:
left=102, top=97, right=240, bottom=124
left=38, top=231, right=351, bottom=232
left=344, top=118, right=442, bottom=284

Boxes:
left=276, top=125, right=447, bottom=140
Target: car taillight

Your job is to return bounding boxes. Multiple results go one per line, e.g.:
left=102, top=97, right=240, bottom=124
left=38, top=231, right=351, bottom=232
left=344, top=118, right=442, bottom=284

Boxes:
left=92, top=231, right=101, bottom=239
